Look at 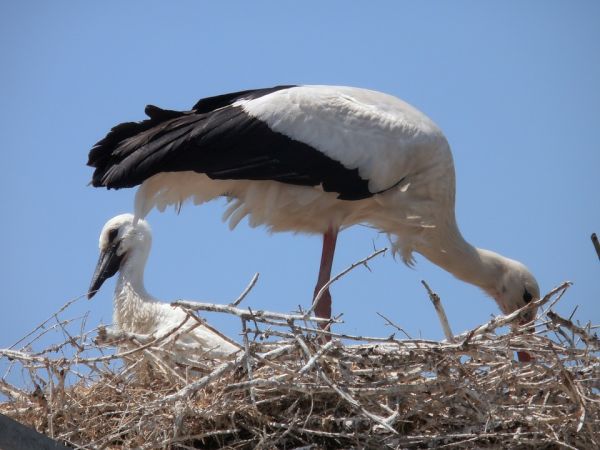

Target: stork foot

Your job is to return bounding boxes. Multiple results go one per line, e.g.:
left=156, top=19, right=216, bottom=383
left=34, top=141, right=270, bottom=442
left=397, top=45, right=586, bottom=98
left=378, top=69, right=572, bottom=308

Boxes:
left=517, top=351, right=534, bottom=362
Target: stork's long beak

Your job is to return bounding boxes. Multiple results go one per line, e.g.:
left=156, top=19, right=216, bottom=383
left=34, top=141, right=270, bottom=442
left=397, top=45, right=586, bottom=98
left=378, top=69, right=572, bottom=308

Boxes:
left=88, top=243, right=123, bottom=299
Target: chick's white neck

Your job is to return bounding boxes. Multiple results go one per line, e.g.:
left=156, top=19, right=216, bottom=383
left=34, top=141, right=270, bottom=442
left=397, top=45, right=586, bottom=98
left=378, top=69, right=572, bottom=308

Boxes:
left=113, top=245, right=158, bottom=333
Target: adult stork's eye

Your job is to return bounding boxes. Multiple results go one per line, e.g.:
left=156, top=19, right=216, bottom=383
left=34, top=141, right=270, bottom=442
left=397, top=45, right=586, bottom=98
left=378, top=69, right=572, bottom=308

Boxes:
left=523, top=288, right=533, bottom=304
left=108, top=228, right=119, bottom=243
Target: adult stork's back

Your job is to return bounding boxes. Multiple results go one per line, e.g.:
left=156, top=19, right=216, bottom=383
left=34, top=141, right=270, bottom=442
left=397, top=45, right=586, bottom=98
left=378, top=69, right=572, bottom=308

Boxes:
left=88, top=85, right=539, bottom=361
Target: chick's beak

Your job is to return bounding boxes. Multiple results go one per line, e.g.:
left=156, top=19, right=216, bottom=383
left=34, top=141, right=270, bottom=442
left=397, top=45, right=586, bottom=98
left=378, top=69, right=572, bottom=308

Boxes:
left=88, top=243, right=122, bottom=299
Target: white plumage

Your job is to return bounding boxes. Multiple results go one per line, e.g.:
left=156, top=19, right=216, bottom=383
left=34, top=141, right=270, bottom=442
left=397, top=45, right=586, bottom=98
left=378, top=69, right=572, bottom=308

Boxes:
left=88, top=214, right=241, bottom=361
left=89, top=85, right=539, bottom=360
left=133, top=86, right=450, bottom=241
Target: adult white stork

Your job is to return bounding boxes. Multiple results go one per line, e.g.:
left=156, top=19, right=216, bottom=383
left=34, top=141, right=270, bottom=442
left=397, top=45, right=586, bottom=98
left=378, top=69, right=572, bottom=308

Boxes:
left=88, top=85, right=539, bottom=360
left=88, top=214, right=241, bottom=361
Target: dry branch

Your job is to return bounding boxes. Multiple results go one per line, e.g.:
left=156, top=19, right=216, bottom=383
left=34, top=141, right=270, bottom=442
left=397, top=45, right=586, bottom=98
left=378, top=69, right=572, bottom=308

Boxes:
left=309, top=248, right=387, bottom=318
left=421, top=280, right=455, bottom=343
left=230, top=272, right=260, bottom=307
left=592, top=233, right=600, bottom=262
left=547, top=310, right=600, bottom=350
left=171, top=300, right=336, bottom=325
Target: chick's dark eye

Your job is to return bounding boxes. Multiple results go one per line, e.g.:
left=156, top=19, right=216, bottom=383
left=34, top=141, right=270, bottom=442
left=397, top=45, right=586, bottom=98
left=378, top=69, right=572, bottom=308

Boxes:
left=523, top=289, right=533, bottom=304
left=108, top=228, right=119, bottom=243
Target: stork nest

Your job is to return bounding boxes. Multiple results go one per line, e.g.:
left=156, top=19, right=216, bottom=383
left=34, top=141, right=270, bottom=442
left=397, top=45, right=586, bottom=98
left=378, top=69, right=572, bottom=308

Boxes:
left=1, top=280, right=599, bottom=449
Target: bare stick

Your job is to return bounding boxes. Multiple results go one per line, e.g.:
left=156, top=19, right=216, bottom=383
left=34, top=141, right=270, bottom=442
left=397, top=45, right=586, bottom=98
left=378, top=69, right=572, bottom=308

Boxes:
left=230, top=273, right=259, bottom=307
left=376, top=312, right=413, bottom=339
left=297, top=340, right=337, bottom=376
left=319, top=369, right=397, bottom=434
left=172, top=300, right=336, bottom=324
left=261, top=323, right=443, bottom=347
left=421, top=280, right=455, bottom=343
left=461, top=282, right=572, bottom=345
left=9, top=292, right=88, bottom=349
left=592, top=233, right=600, bottom=262
left=547, top=311, right=600, bottom=349
left=0, top=349, right=48, bottom=364
left=156, top=353, right=247, bottom=405
left=309, top=248, right=387, bottom=318
left=241, top=317, right=257, bottom=405
left=0, top=379, right=30, bottom=401
left=178, top=307, right=243, bottom=351
left=83, top=315, right=194, bottom=363
left=164, top=429, right=241, bottom=446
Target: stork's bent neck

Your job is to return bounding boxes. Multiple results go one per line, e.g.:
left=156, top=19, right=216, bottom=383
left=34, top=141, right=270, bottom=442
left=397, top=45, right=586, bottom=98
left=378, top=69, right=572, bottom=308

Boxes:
left=416, top=226, right=502, bottom=295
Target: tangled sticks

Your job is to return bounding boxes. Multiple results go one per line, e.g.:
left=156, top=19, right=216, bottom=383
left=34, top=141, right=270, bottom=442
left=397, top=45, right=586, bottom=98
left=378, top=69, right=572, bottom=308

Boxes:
left=0, top=261, right=598, bottom=449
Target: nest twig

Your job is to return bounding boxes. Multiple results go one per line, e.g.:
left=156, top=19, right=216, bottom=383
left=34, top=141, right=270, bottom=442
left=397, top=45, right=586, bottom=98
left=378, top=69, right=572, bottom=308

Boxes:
left=1, top=269, right=598, bottom=449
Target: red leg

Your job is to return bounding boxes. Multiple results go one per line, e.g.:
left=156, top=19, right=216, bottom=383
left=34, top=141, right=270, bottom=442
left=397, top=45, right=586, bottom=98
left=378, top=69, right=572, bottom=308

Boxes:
left=312, top=226, right=338, bottom=330
left=516, top=319, right=535, bottom=362
left=517, top=351, right=534, bottom=362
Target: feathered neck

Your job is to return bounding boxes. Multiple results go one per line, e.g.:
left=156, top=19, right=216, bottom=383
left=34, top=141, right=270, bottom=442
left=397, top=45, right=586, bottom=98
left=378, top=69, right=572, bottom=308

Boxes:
left=113, top=244, right=155, bottom=329
left=415, top=222, right=506, bottom=298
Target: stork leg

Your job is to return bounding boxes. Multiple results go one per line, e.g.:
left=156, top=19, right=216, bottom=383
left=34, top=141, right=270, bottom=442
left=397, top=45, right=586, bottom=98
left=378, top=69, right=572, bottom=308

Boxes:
left=517, top=351, right=534, bottom=362
left=312, top=226, right=339, bottom=332
left=516, top=317, right=535, bottom=362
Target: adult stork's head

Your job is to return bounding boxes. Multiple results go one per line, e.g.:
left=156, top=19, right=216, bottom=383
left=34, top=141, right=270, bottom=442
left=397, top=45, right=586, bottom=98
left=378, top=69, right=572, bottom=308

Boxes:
left=88, top=214, right=152, bottom=299
left=488, top=256, right=540, bottom=325
left=491, top=259, right=539, bottom=362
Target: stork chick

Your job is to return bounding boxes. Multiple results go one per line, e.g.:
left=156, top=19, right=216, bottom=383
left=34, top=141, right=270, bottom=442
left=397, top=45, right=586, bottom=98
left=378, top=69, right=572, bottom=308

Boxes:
left=88, top=214, right=241, bottom=360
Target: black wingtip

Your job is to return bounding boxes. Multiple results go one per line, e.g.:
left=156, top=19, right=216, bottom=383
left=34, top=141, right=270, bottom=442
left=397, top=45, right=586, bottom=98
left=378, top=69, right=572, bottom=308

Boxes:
left=144, top=104, right=186, bottom=121
left=86, top=107, right=188, bottom=189
left=86, top=86, right=306, bottom=192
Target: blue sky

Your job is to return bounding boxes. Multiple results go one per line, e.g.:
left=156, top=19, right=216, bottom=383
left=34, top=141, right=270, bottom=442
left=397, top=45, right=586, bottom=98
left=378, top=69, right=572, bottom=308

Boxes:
left=1, top=1, right=598, bottom=354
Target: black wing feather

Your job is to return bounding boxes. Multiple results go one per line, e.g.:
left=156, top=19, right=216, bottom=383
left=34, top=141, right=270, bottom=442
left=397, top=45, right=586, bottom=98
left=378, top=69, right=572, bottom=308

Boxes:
left=191, top=85, right=296, bottom=112
left=88, top=86, right=372, bottom=200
